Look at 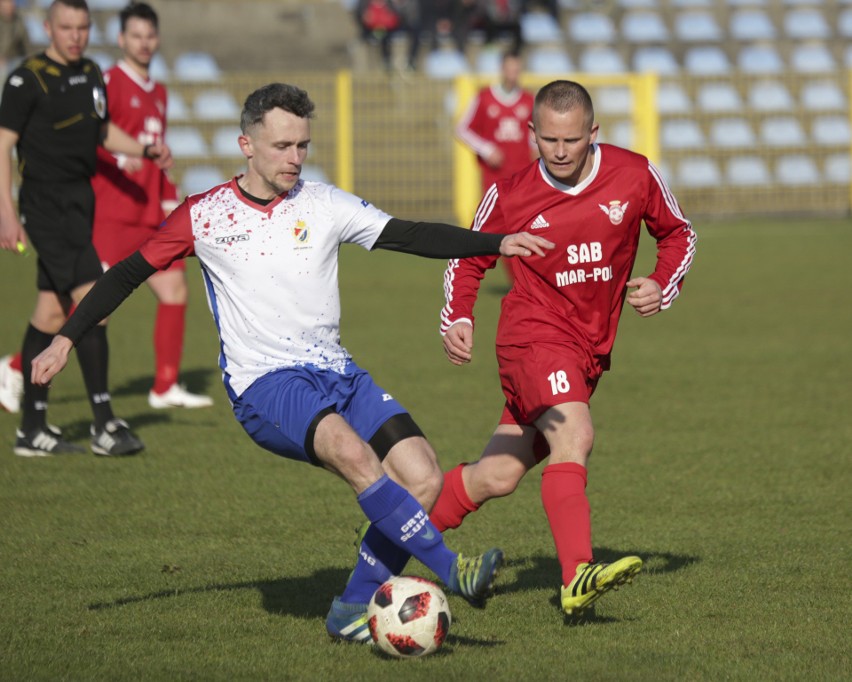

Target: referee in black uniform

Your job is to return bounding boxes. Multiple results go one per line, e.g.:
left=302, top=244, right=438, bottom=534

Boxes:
left=0, top=0, right=171, bottom=456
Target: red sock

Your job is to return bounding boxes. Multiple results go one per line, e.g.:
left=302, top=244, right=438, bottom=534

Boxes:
left=429, top=464, right=480, bottom=532
left=541, top=461, right=592, bottom=586
left=152, top=303, right=186, bottom=394
left=10, top=352, right=22, bottom=372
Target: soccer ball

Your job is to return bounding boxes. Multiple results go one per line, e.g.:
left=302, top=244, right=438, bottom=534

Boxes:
left=367, top=576, right=452, bottom=658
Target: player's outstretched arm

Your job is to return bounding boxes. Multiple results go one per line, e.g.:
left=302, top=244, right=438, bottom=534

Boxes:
left=626, top=277, right=663, bottom=317
left=31, top=336, right=74, bottom=386
left=443, top=322, right=474, bottom=366
left=499, top=232, right=553, bottom=258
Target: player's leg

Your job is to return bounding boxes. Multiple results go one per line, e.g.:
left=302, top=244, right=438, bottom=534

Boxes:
left=0, top=352, right=24, bottom=413
left=145, top=266, right=212, bottom=409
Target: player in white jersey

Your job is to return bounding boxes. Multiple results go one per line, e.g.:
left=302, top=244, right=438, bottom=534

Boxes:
left=28, top=83, right=554, bottom=643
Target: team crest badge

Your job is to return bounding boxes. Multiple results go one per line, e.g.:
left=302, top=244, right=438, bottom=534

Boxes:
left=92, top=86, right=107, bottom=119
left=599, top=200, right=629, bottom=225
left=292, top=220, right=309, bottom=243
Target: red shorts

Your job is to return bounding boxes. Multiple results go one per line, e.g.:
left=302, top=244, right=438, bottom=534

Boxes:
left=497, top=341, right=599, bottom=427
left=93, top=221, right=185, bottom=272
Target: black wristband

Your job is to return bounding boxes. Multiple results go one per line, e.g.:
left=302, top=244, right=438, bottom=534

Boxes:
left=142, top=144, right=154, bottom=159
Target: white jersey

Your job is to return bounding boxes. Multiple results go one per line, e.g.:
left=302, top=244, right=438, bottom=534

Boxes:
left=139, top=177, right=391, bottom=399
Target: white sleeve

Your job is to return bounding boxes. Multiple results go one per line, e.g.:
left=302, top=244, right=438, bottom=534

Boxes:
left=328, top=184, right=393, bottom=250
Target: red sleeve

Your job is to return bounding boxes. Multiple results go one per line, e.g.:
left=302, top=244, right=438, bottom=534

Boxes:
left=440, top=185, right=509, bottom=334
left=138, top=199, right=196, bottom=268
left=643, top=162, right=697, bottom=309
left=455, top=90, right=494, bottom=158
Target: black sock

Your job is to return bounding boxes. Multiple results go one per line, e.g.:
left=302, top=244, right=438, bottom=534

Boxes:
left=20, top=324, right=54, bottom=433
left=75, top=325, right=115, bottom=429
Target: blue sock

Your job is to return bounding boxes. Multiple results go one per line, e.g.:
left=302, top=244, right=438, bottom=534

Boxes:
left=353, top=475, right=456, bottom=587
left=341, top=525, right=409, bottom=604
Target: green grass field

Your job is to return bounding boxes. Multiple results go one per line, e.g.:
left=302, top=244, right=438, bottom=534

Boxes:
left=1, top=217, right=850, bottom=680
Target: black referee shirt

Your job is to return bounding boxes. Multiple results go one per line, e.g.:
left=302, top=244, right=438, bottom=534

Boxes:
left=0, top=53, right=108, bottom=183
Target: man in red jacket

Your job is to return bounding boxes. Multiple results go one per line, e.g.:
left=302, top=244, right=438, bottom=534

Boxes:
left=436, top=79, right=697, bottom=619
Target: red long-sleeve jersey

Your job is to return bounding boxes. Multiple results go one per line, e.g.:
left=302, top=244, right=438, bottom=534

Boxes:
left=441, top=143, right=697, bottom=377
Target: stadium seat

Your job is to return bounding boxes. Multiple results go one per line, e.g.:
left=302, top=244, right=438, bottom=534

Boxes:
left=729, top=9, right=775, bottom=40
left=747, top=80, right=794, bottom=112
left=674, top=11, right=723, bottom=41
left=423, top=50, right=469, bottom=79
left=211, top=126, right=243, bottom=158
left=824, top=153, right=851, bottom=185
left=87, top=20, right=103, bottom=46
left=726, top=156, right=771, bottom=186
left=193, top=89, right=241, bottom=121
left=166, top=127, right=209, bottom=158
left=166, top=91, right=190, bottom=122
left=88, top=0, right=129, bottom=9
left=173, top=52, right=222, bottom=82
left=520, top=12, right=563, bottom=44
left=181, top=165, right=226, bottom=196
left=810, top=116, right=851, bottom=146
left=632, top=46, right=679, bottom=74
left=676, top=157, right=721, bottom=187
left=598, top=120, right=633, bottom=148
left=790, top=43, right=836, bottom=73
left=568, top=12, right=616, bottom=43
left=150, top=54, right=170, bottom=82
left=103, top=15, right=121, bottom=46
left=737, top=44, right=784, bottom=73
left=526, top=47, right=573, bottom=74
left=577, top=46, right=626, bottom=73
left=759, top=117, right=807, bottom=147
left=783, top=9, right=830, bottom=40
left=800, top=80, right=847, bottom=111
left=846, top=45, right=852, bottom=68
left=474, top=49, right=501, bottom=75
left=709, top=118, right=756, bottom=148
left=595, top=86, right=632, bottom=114
left=661, top=119, right=705, bottom=148
left=87, top=51, right=114, bottom=72
left=683, top=46, right=730, bottom=74
left=775, top=155, right=820, bottom=186
left=839, top=9, right=852, bottom=38
left=695, top=82, right=743, bottom=113
left=620, top=11, right=669, bottom=42
left=656, top=82, right=692, bottom=113
left=617, top=0, right=661, bottom=8
left=24, top=15, right=48, bottom=45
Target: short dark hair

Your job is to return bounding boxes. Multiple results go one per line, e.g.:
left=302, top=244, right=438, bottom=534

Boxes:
left=49, top=0, right=89, bottom=15
left=119, top=2, right=158, bottom=32
left=534, top=80, right=595, bottom=127
left=240, top=83, right=315, bottom=134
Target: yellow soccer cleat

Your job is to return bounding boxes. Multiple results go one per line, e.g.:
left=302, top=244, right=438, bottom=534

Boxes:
left=561, top=556, right=643, bottom=616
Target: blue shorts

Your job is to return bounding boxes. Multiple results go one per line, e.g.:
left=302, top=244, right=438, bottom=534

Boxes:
left=233, top=361, right=408, bottom=465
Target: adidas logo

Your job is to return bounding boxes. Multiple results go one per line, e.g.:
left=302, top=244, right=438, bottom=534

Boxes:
left=530, top=214, right=550, bottom=230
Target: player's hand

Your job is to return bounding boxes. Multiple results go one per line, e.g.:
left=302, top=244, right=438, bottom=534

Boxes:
left=485, top=148, right=505, bottom=169
left=122, top=156, right=144, bottom=174
left=443, top=322, right=474, bottom=365
left=146, top=141, right=173, bottom=170
left=499, top=232, right=554, bottom=258
left=31, top=336, right=74, bottom=386
left=626, top=277, right=662, bottom=317
left=0, top=214, right=27, bottom=253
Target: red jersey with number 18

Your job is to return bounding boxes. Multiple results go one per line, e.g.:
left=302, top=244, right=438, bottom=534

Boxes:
left=441, top=143, right=697, bottom=377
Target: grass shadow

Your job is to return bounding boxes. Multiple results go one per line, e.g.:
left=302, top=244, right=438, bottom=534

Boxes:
left=111, top=368, right=217, bottom=399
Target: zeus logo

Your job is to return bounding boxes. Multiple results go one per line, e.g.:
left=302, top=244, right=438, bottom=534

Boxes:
left=215, top=234, right=249, bottom=244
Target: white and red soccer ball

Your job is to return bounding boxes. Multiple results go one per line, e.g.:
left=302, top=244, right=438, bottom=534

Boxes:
left=367, top=576, right=452, bottom=658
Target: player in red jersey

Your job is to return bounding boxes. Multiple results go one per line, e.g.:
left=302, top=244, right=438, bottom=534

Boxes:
left=455, top=50, right=536, bottom=284
left=435, top=80, right=697, bottom=618
left=92, top=2, right=211, bottom=409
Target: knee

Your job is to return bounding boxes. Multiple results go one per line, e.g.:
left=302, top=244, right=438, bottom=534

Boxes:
left=468, top=460, right=526, bottom=500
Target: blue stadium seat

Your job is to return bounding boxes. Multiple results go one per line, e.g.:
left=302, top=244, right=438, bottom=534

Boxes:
left=676, top=157, right=721, bottom=187
left=729, top=9, right=775, bottom=40
left=775, top=155, right=820, bottom=186
left=617, top=0, right=661, bottom=7
left=103, top=15, right=121, bottom=46
left=87, top=20, right=103, bottom=46
left=737, top=44, right=784, bottom=73
left=521, top=12, right=563, bottom=44
left=656, top=82, right=692, bottom=113
left=474, top=49, right=501, bottom=75
left=598, top=120, right=633, bottom=148
left=166, top=127, right=209, bottom=158
left=211, top=126, right=243, bottom=158
left=87, top=51, right=114, bottom=72
left=193, top=89, right=241, bottom=121
left=709, top=118, right=756, bottom=148
left=621, top=11, right=669, bottom=42
left=181, top=165, right=226, bottom=196
left=839, top=9, right=852, bottom=38
left=810, top=116, right=851, bottom=146
left=173, top=52, right=222, bottom=82
left=759, top=117, right=807, bottom=147
left=88, top=0, right=129, bottom=8
left=684, top=46, right=730, bottom=74
left=661, top=119, right=705, bottom=148
left=675, top=11, right=723, bottom=41
left=726, top=156, right=771, bottom=186
left=800, top=80, right=847, bottom=111
left=423, top=50, right=469, bottom=79
left=150, top=54, right=171, bottom=83
left=790, top=43, right=836, bottom=73
left=783, top=8, right=830, bottom=39
left=695, top=82, right=743, bottom=113
left=632, top=46, right=679, bottom=74
left=578, top=46, right=626, bottom=73
left=568, top=13, right=616, bottom=43
left=595, top=86, right=632, bottom=114
left=824, top=153, right=851, bottom=185
left=747, top=80, right=794, bottom=112
left=24, top=15, right=48, bottom=45
left=526, top=47, right=573, bottom=74
left=166, top=92, right=190, bottom=122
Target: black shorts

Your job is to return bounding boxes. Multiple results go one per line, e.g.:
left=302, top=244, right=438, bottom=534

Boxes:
left=18, top=179, right=103, bottom=295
